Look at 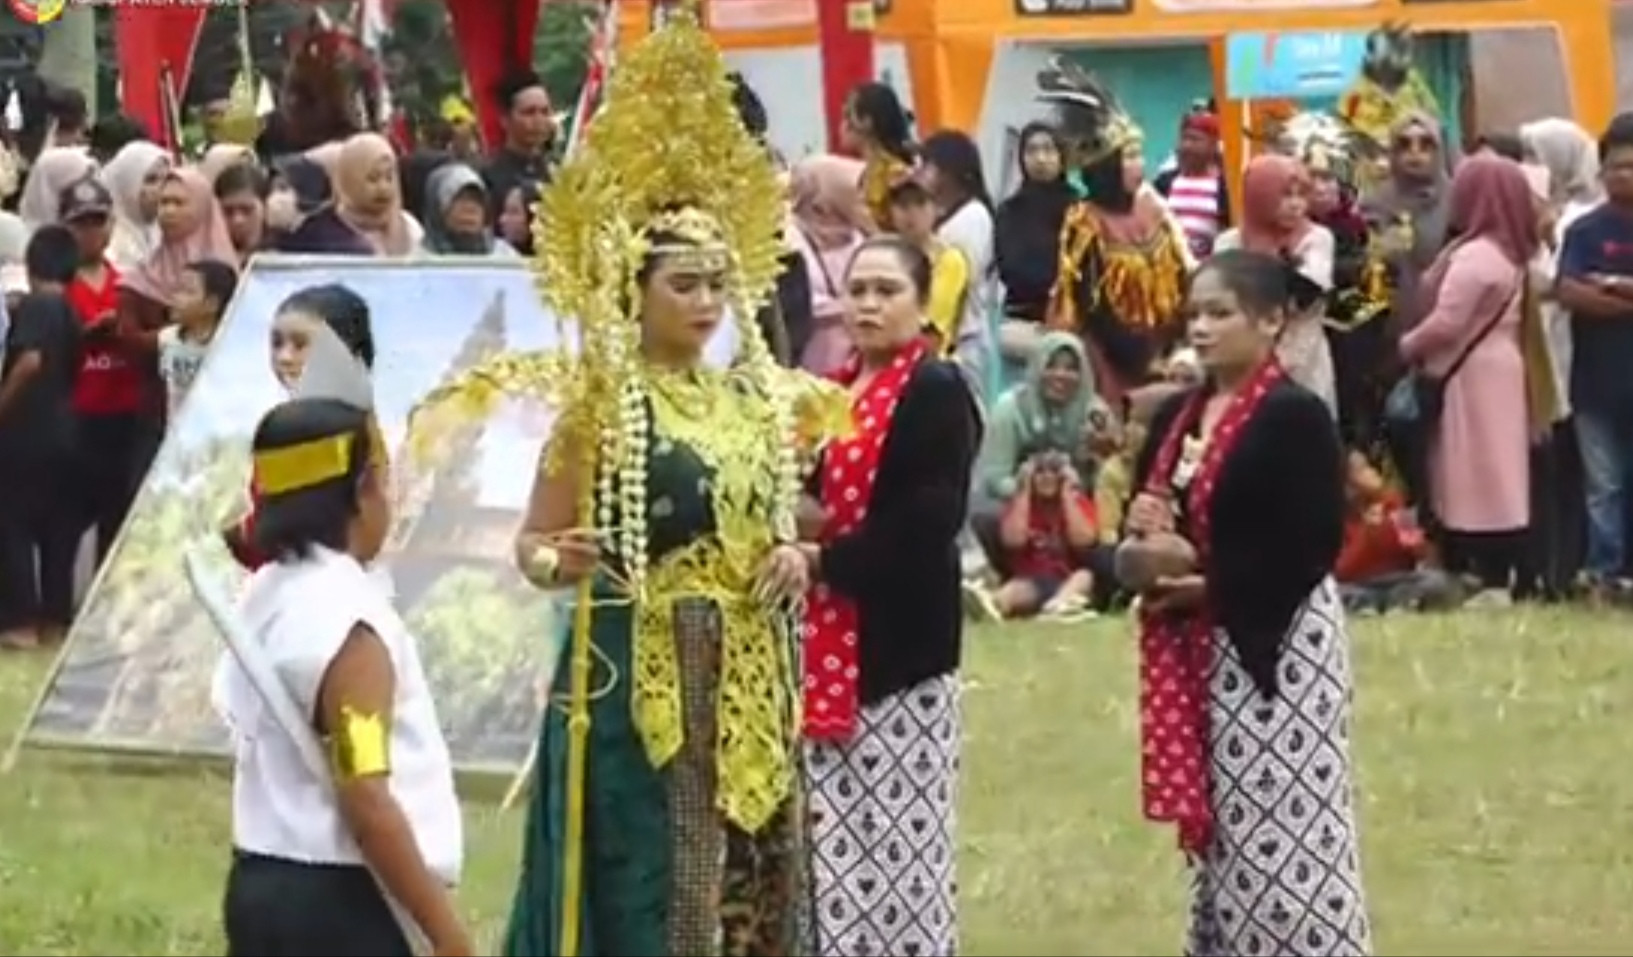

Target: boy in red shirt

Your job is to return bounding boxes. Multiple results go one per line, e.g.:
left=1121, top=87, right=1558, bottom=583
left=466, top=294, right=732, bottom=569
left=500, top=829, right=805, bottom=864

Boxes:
left=1337, top=450, right=1458, bottom=612
left=990, top=450, right=1100, bottom=620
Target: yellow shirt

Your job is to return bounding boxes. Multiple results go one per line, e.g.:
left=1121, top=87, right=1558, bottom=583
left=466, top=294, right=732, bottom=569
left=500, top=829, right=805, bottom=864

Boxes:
left=925, top=244, right=969, bottom=356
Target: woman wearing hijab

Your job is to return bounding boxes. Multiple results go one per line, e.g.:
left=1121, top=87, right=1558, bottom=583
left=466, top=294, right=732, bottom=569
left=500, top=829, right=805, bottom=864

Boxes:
left=1520, top=117, right=1600, bottom=597
left=420, top=162, right=514, bottom=256
left=398, top=149, right=452, bottom=228
left=97, top=140, right=170, bottom=271
left=115, top=167, right=238, bottom=468
left=1521, top=117, right=1602, bottom=410
left=18, top=146, right=96, bottom=228
left=969, top=330, right=1104, bottom=566
left=1216, top=153, right=1338, bottom=411
left=279, top=133, right=420, bottom=256
left=995, top=122, right=1073, bottom=372
left=1360, top=110, right=1451, bottom=336
left=1400, top=154, right=1547, bottom=606
left=789, top=153, right=866, bottom=373
left=264, top=151, right=333, bottom=244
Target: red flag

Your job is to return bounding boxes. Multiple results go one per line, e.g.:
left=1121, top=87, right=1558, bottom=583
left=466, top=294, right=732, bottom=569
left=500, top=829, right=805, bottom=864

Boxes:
left=114, top=5, right=209, bottom=151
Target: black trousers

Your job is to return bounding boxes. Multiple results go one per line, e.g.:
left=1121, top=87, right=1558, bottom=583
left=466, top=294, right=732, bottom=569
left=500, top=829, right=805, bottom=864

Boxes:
left=224, top=850, right=412, bottom=956
left=1441, top=528, right=1528, bottom=591
left=73, top=412, right=155, bottom=562
left=1521, top=423, right=1586, bottom=599
left=0, top=454, right=80, bottom=630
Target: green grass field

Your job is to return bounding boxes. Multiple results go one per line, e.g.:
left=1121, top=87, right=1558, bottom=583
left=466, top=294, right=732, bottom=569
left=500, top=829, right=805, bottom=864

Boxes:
left=2, top=607, right=1631, bottom=955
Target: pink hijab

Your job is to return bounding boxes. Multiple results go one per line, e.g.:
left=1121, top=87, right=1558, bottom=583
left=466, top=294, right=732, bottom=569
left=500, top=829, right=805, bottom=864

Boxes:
left=1237, top=153, right=1312, bottom=254
left=333, top=132, right=414, bottom=256
left=791, top=154, right=866, bottom=250
left=121, top=167, right=237, bottom=304
left=1418, top=153, right=1540, bottom=313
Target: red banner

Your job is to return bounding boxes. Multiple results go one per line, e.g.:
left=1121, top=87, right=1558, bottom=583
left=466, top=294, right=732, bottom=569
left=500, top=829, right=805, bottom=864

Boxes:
left=114, top=5, right=209, bottom=150
left=114, top=0, right=541, bottom=153
left=817, top=0, right=874, bottom=150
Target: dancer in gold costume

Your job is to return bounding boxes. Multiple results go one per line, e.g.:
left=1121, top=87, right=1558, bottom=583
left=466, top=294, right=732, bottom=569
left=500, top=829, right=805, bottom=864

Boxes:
left=413, top=4, right=849, bottom=954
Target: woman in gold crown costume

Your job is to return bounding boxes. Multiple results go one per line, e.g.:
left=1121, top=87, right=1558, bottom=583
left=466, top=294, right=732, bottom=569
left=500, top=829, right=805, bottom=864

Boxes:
left=411, top=6, right=850, bottom=955
left=1040, top=60, right=1191, bottom=407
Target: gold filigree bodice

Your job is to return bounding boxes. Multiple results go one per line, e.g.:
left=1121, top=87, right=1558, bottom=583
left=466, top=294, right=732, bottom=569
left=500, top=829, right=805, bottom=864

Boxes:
left=629, top=367, right=799, bottom=832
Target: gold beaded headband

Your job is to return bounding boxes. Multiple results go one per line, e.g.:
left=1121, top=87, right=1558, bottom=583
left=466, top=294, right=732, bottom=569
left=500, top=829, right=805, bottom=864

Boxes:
left=643, top=205, right=730, bottom=273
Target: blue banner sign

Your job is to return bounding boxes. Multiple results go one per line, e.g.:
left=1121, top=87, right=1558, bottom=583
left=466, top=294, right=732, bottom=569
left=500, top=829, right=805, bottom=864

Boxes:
left=1225, top=30, right=1368, bottom=100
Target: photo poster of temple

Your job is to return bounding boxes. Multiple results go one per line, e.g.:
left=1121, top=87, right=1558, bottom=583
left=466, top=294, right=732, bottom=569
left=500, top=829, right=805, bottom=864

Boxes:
left=14, top=257, right=576, bottom=777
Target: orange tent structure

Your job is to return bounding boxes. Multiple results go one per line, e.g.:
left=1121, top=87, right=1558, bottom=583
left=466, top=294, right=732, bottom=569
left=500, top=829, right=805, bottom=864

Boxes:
left=621, top=0, right=1615, bottom=177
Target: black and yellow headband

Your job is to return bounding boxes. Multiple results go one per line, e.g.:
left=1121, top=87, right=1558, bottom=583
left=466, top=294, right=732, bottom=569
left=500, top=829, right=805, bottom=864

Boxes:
left=252, top=417, right=388, bottom=496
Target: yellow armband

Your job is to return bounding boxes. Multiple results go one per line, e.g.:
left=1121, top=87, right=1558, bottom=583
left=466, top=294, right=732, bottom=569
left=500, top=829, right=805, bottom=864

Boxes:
left=328, top=706, right=391, bottom=782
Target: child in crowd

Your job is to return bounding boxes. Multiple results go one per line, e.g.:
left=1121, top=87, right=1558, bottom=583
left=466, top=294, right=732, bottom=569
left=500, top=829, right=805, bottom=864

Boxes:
left=0, top=226, right=86, bottom=649
left=217, top=395, right=470, bottom=954
left=223, top=283, right=378, bottom=569
left=1336, top=449, right=1458, bottom=613
left=158, top=259, right=237, bottom=417
left=990, top=450, right=1100, bottom=621
left=1088, top=412, right=1136, bottom=608
left=885, top=174, right=970, bottom=356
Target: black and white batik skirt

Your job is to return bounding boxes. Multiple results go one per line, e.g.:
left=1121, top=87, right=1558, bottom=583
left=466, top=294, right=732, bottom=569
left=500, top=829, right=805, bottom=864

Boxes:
left=1188, top=578, right=1372, bottom=957
left=805, top=672, right=961, bottom=957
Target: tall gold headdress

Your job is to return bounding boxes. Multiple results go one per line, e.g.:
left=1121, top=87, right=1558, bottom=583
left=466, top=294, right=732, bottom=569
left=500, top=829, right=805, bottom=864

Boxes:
left=407, top=19, right=846, bottom=949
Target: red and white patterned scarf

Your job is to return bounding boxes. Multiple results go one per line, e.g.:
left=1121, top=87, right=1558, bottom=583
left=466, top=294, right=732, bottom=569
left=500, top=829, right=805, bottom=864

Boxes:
left=802, top=337, right=930, bottom=740
left=1137, top=358, right=1282, bottom=854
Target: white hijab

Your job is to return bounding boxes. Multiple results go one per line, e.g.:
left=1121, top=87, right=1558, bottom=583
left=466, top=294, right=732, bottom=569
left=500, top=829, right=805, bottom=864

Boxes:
left=98, top=141, right=170, bottom=271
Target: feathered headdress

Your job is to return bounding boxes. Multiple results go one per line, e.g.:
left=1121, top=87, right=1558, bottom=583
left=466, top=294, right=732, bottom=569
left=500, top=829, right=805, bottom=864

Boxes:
left=1255, top=108, right=1359, bottom=182
left=1362, top=21, right=1416, bottom=83
left=1036, top=57, right=1142, bottom=168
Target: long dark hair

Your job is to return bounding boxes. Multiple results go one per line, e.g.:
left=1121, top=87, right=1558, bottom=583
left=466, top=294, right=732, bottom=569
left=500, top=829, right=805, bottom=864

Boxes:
left=848, top=82, right=913, bottom=164
left=921, top=129, right=993, bottom=214
left=1080, top=148, right=1134, bottom=214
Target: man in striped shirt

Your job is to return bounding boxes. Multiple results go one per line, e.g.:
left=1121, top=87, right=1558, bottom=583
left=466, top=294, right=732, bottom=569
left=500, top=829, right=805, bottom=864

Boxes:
left=1153, top=111, right=1232, bottom=259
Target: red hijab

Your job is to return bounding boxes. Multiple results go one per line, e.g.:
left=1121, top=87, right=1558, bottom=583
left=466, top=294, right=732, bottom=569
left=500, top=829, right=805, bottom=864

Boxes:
left=1236, top=154, right=1312, bottom=255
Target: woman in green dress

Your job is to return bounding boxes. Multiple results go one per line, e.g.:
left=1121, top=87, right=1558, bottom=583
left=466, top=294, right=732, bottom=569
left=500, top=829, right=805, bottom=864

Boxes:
left=453, top=6, right=850, bottom=954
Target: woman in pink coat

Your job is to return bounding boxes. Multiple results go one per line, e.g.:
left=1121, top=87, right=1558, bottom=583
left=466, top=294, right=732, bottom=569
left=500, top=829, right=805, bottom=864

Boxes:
left=1401, top=153, right=1540, bottom=604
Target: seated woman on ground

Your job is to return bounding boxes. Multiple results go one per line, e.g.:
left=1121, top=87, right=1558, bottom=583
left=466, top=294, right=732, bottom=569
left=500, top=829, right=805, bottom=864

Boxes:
left=985, top=450, right=1101, bottom=621
left=970, top=331, right=1105, bottom=565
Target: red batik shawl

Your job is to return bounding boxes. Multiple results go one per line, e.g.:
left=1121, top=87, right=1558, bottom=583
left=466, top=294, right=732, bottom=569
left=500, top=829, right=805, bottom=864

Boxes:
left=802, top=337, right=929, bottom=740
left=1137, top=358, right=1283, bottom=854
